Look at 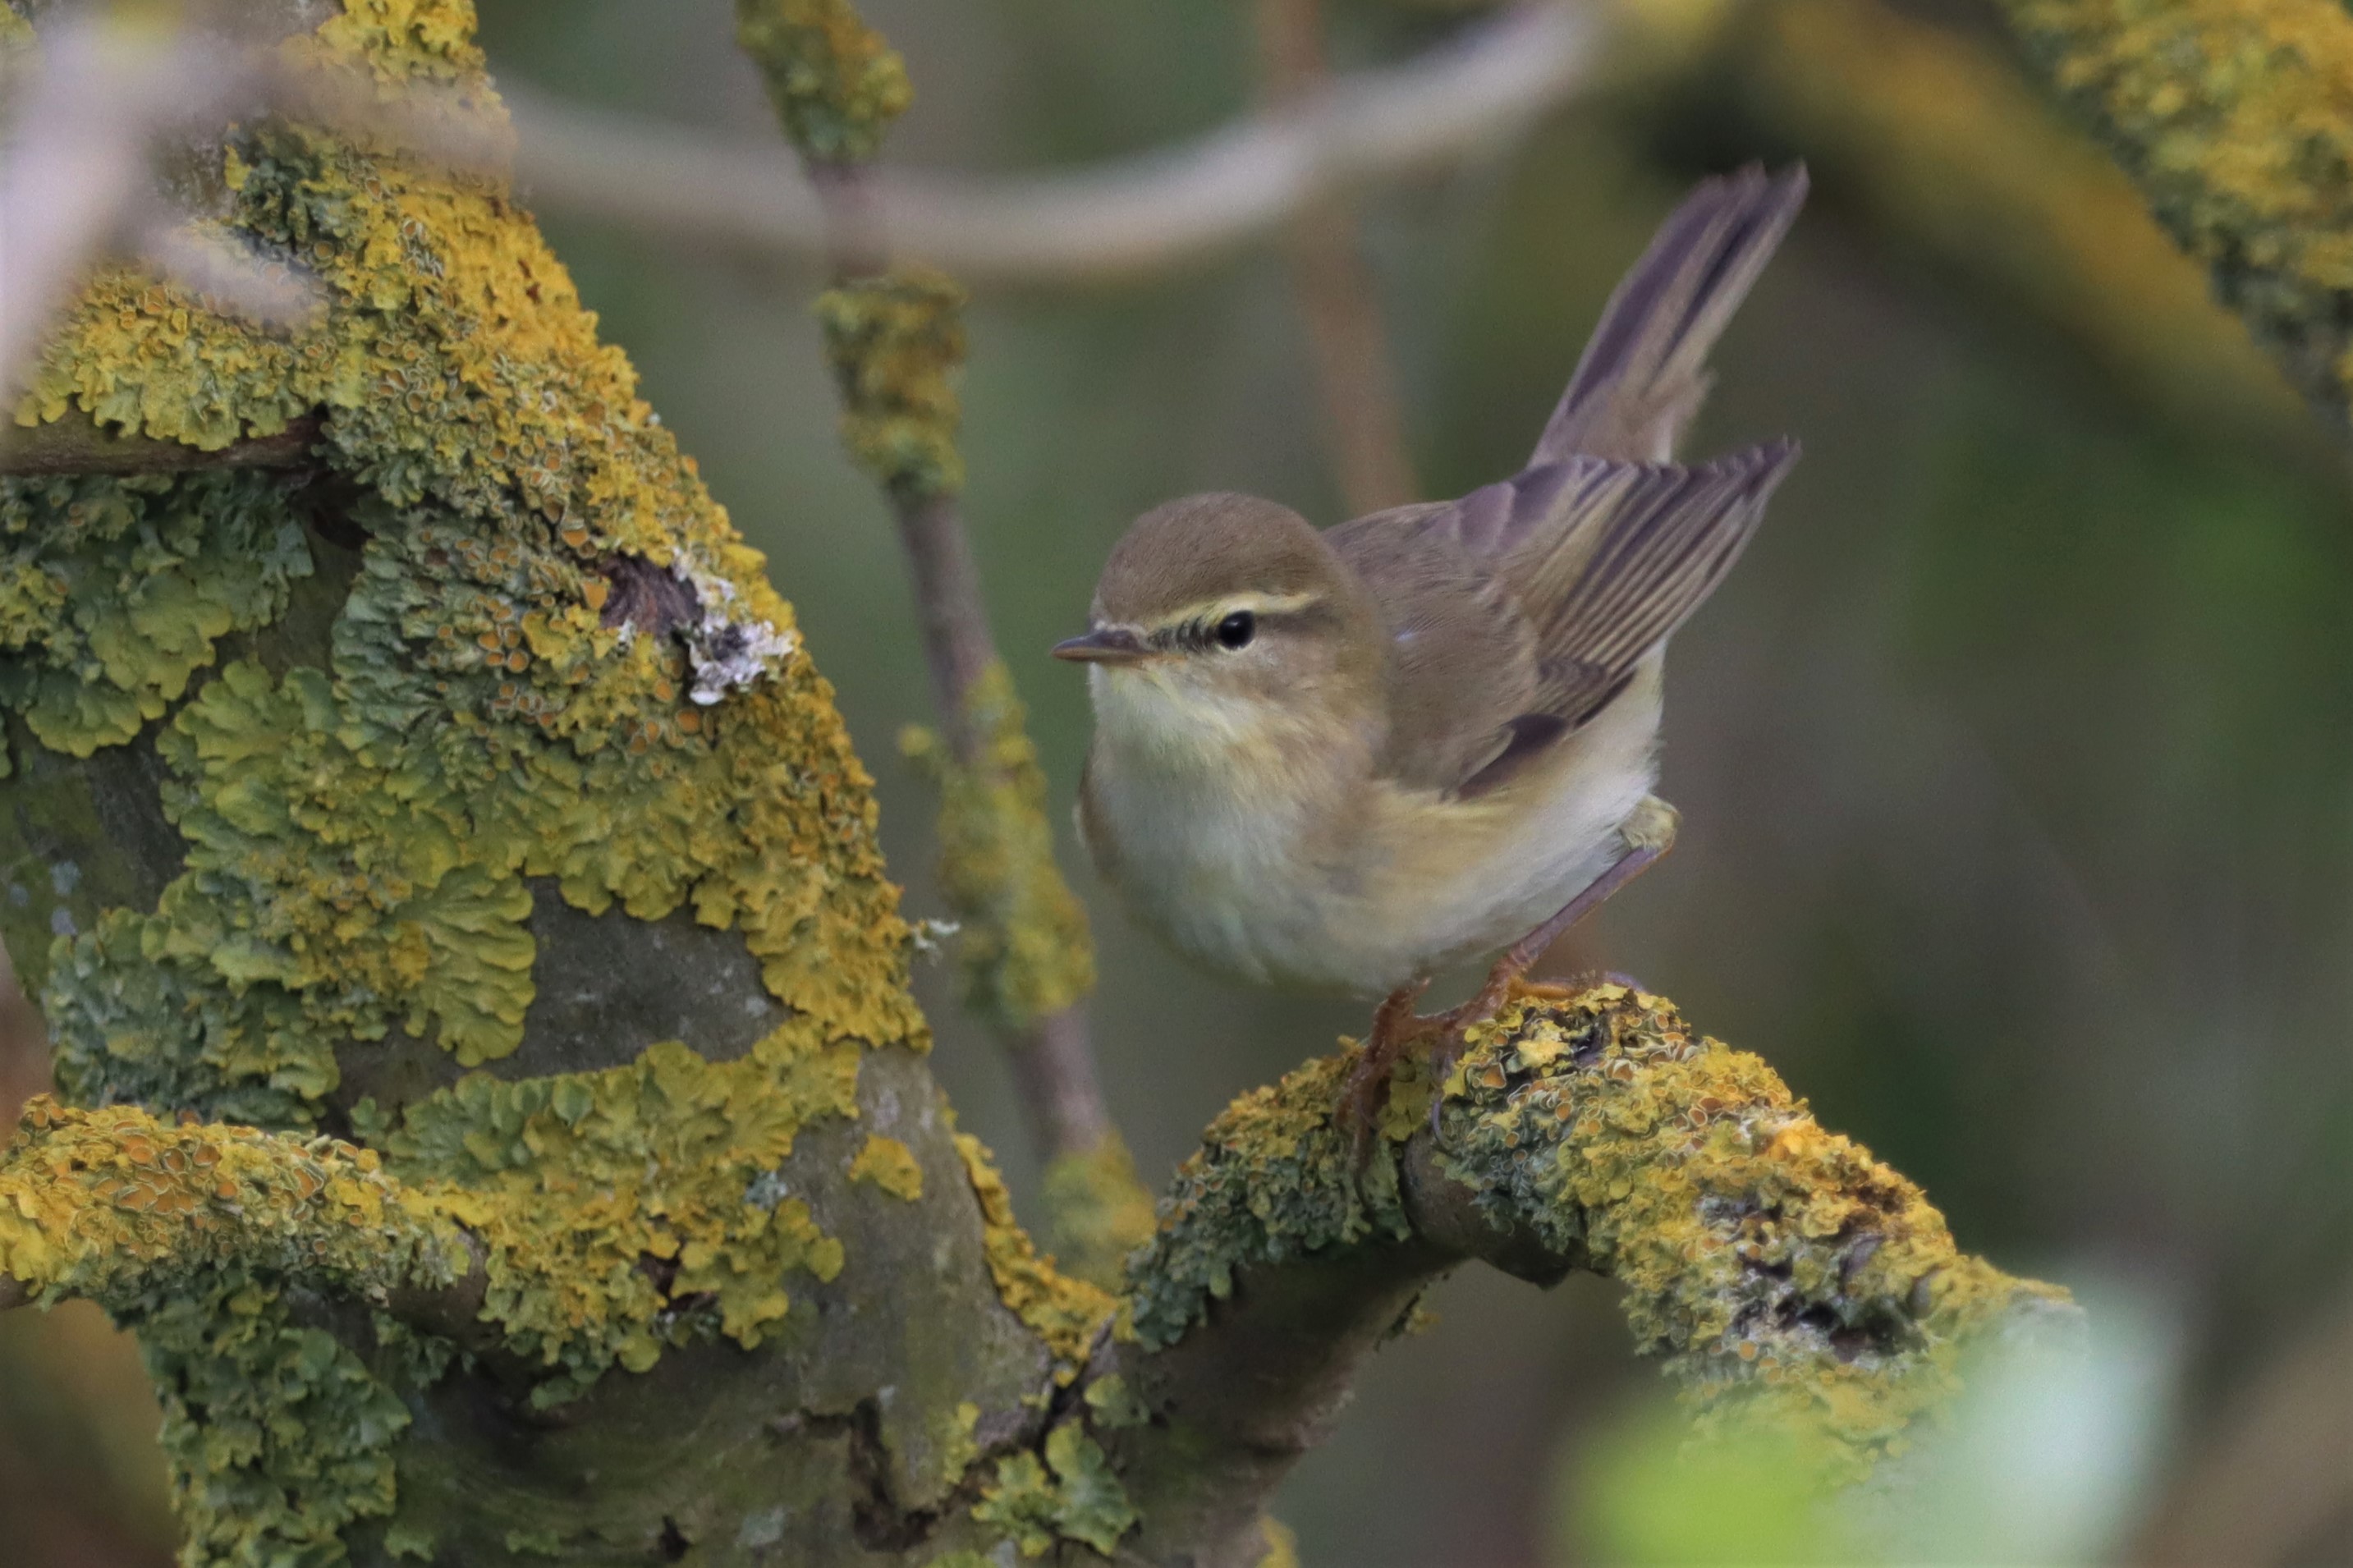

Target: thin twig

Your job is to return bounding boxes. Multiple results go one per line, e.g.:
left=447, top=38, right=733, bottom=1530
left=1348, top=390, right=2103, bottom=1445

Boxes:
left=0, top=408, right=318, bottom=476
left=505, top=3, right=1594, bottom=287
left=1255, top=0, right=1420, bottom=514
left=740, top=10, right=1121, bottom=1172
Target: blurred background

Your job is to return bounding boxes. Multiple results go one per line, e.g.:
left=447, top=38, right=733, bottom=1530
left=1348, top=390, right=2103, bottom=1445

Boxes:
left=3, top=0, right=2346, bottom=1562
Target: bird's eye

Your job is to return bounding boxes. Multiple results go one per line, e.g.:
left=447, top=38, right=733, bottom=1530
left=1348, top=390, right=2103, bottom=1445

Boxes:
left=1214, top=611, right=1256, bottom=649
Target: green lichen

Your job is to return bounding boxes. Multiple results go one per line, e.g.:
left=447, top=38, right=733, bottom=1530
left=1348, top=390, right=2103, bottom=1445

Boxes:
left=1432, top=987, right=2068, bottom=1481
left=0, top=472, right=313, bottom=761
left=0, top=1098, right=470, bottom=1561
left=971, top=1423, right=1138, bottom=1559
left=849, top=1131, right=925, bottom=1200
left=734, top=0, right=912, bottom=165
left=1040, top=1133, right=1158, bottom=1292
left=2001, top=0, right=2353, bottom=418
left=1080, top=1372, right=1147, bottom=1430
left=815, top=268, right=969, bottom=500
left=1124, top=1049, right=1414, bottom=1350
left=901, top=662, right=1095, bottom=1034
left=144, top=1266, right=420, bottom=1566
left=380, top=1023, right=861, bottom=1407
left=952, top=1130, right=1113, bottom=1379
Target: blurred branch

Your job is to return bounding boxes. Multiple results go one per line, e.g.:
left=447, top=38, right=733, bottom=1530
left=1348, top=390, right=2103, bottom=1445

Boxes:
left=2138, top=1287, right=2353, bottom=1565
left=1995, top=0, right=2353, bottom=433
left=505, top=2, right=1594, bottom=287
left=735, top=1, right=1147, bottom=1281
left=1093, top=984, right=2076, bottom=1560
left=1256, top=0, right=1421, bottom=514
left=1688, top=0, right=2314, bottom=449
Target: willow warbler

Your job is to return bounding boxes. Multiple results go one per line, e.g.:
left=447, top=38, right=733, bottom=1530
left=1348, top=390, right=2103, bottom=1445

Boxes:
left=1055, top=166, right=1806, bottom=1135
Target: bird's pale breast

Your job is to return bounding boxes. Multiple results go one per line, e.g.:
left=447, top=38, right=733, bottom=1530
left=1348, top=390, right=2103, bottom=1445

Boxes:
left=1080, top=658, right=1664, bottom=996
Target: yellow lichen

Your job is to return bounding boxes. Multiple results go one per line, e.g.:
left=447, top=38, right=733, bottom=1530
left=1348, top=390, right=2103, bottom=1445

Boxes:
left=11, top=0, right=922, bottom=1129
left=1126, top=987, right=2067, bottom=1485
left=377, top=1020, right=864, bottom=1405
left=0, top=1096, right=471, bottom=1557
left=1437, top=987, right=2070, bottom=1481
left=1256, top=1515, right=1301, bottom=1568
left=1039, top=1132, right=1158, bottom=1291
left=2000, top=0, right=2353, bottom=415
left=849, top=1131, right=924, bottom=1200
left=0, top=1, right=953, bottom=1557
left=0, top=1096, right=466, bottom=1310
left=734, top=0, right=912, bottom=165
left=901, top=661, right=1096, bottom=1034
left=814, top=268, right=970, bottom=499
left=952, top=1130, right=1114, bottom=1379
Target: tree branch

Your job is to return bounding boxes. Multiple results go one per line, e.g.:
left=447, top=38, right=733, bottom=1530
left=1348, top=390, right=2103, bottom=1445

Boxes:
left=0, top=1097, right=479, bottom=1330
left=1995, top=0, right=2353, bottom=431
left=1086, top=985, right=2073, bottom=1562
left=0, top=406, right=319, bottom=476
left=1701, top=0, right=2314, bottom=449
left=1256, top=0, right=1421, bottom=514
left=737, top=3, right=1140, bottom=1271
left=502, top=3, right=1594, bottom=287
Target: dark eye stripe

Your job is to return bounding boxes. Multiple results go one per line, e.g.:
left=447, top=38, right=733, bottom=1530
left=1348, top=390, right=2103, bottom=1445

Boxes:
left=1152, top=602, right=1332, bottom=650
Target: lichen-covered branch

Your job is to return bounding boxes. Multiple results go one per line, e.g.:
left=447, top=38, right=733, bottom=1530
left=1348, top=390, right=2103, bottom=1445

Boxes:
left=1997, top=0, right=2353, bottom=428
left=1695, top=0, right=2308, bottom=447
left=0, top=1096, right=475, bottom=1318
left=0, top=407, right=319, bottom=477
left=1085, top=986, right=2072, bottom=1564
left=738, top=1, right=1148, bottom=1276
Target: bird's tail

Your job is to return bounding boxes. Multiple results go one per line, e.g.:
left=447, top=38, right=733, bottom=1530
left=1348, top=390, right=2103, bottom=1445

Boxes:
left=1530, top=164, right=1808, bottom=465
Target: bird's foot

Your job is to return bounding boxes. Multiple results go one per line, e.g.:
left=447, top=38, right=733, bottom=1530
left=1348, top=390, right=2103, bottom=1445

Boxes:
left=1337, top=980, right=1437, bottom=1170
left=1339, top=824, right=1680, bottom=1158
left=1336, top=965, right=1536, bottom=1165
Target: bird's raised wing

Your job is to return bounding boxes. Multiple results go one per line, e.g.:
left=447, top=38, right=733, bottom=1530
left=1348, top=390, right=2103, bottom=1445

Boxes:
left=1331, top=443, right=1796, bottom=797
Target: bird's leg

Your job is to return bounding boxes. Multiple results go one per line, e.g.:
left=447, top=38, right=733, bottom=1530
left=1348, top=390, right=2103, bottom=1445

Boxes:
left=1337, top=978, right=1435, bottom=1168
left=1421, top=798, right=1680, bottom=1125
left=1337, top=796, right=1680, bottom=1153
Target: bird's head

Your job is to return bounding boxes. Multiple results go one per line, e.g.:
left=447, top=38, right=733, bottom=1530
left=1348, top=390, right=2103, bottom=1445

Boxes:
left=1055, top=493, right=1385, bottom=760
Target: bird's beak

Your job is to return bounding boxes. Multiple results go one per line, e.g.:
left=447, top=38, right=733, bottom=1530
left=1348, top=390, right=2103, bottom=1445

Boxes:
left=1052, top=626, right=1147, bottom=665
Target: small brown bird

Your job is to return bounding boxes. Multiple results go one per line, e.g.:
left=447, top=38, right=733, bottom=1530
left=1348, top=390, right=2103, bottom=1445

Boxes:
left=1054, top=167, right=1805, bottom=1137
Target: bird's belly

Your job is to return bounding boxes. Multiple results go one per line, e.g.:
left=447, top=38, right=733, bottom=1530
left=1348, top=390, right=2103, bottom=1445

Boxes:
left=1093, top=782, right=1381, bottom=995
left=1090, top=746, right=1656, bottom=998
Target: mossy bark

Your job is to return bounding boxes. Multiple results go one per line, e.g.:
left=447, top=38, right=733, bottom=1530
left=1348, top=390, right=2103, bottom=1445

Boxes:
left=1998, top=0, right=2353, bottom=429
left=0, top=4, right=2066, bottom=1565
